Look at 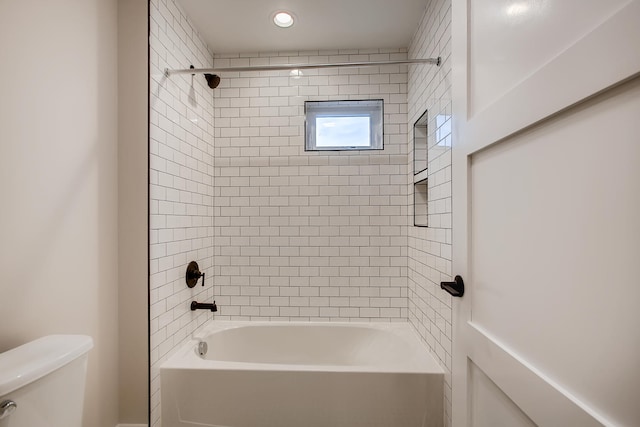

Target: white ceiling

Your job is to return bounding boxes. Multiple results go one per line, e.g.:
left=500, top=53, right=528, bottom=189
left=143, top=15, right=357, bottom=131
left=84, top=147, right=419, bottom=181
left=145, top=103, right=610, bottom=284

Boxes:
left=176, top=0, right=429, bottom=54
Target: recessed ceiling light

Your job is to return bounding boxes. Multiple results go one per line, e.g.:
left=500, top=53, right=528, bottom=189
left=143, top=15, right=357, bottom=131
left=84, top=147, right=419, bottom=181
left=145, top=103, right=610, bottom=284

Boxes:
left=273, top=11, right=294, bottom=28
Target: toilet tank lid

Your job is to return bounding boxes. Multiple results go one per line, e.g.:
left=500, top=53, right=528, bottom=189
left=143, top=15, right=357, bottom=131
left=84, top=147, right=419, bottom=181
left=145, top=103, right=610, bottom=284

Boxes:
left=0, top=335, right=93, bottom=396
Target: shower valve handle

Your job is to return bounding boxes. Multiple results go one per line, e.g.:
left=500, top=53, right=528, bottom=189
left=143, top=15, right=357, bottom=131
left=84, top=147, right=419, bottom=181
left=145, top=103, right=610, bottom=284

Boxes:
left=197, top=271, right=205, bottom=287
left=186, top=261, right=205, bottom=288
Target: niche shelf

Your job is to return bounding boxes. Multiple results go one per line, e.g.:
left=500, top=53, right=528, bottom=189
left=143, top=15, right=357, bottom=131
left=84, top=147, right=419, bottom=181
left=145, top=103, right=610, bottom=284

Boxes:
left=413, top=110, right=428, bottom=227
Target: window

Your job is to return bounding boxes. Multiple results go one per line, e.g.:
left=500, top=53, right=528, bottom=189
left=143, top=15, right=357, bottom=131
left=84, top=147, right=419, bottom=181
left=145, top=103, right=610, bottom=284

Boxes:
left=305, top=100, right=383, bottom=151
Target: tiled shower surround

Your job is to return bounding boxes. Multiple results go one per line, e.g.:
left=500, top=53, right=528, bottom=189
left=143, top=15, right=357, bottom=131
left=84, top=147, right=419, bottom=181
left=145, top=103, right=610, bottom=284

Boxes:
left=408, top=0, right=454, bottom=425
left=210, top=50, right=410, bottom=320
left=149, top=0, right=452, bottom=425
left=148, top=0, right=215, bottom=423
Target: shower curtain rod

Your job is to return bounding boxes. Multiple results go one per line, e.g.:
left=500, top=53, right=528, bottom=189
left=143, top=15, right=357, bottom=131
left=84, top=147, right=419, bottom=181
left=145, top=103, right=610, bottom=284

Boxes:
left=164, top=57, right=441, bottom=77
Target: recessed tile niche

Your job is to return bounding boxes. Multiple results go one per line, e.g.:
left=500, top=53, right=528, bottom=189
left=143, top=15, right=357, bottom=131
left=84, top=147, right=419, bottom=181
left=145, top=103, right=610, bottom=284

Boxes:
left=413, top=109, right=428, bottom=227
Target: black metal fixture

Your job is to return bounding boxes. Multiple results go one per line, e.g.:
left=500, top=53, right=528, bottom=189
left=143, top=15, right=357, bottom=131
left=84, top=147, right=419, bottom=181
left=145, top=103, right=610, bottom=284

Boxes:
left=440, top=275, right=465, bottom=297
left=186, top=261, right=205, bottom=288
left=204, top=73, right=221, bottom=89
left=191, top=300, right=217, bottom=312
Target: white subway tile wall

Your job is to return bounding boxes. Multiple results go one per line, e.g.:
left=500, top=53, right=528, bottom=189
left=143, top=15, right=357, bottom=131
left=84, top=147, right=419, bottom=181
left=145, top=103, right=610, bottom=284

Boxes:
left=149, top=0, right=215, bottom=425
left=210, top=50, right=410, bottom=322
left=407, top=0, right=453, bottom=426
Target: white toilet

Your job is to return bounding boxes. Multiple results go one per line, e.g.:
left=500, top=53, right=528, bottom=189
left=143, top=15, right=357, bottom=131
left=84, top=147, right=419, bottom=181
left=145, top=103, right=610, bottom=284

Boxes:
left=0, top=335, right=93, bottom=427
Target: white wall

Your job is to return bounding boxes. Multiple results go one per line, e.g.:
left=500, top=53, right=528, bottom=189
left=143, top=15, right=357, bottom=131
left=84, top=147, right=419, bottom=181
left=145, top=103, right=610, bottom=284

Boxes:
left=148, top=0, right=216, bottom=424
left=407, top=0, right=453, bottom=425
left=211, top=50, right=409, bottom=320
left=118, top=0, right=149, bottom=424
left=0, top=0, right=120, bottom=426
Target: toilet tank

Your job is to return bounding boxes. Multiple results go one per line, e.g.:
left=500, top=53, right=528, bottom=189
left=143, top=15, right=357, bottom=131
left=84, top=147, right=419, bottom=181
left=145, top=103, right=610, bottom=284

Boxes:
left=0, top=335, right=93, bottom=427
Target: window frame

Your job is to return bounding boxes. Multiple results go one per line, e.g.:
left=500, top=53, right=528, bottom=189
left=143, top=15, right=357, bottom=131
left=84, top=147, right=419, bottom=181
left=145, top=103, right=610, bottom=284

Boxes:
left=304, top=99, right=384, bottom=151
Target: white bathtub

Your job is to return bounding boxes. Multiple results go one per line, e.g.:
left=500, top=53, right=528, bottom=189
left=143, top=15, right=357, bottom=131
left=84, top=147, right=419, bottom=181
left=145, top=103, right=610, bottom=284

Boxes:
left=161, top=321, right=444, bottom=427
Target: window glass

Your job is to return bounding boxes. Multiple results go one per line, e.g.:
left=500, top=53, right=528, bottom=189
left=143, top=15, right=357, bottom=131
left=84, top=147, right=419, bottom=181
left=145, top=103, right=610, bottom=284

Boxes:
left=305, top=100, right=383, bottom=151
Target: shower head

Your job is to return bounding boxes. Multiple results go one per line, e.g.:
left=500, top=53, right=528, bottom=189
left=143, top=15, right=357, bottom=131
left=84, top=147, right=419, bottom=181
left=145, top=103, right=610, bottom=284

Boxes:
left=204, top=73, right=220, bottom=89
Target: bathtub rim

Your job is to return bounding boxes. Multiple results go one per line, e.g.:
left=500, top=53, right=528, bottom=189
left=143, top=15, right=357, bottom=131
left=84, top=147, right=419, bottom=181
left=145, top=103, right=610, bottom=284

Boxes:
left=161, top=321, right=444, bottom=375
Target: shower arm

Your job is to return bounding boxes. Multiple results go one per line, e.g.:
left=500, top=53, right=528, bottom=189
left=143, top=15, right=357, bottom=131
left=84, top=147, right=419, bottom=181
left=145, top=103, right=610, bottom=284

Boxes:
left=164, top=57, right=441, bottom=77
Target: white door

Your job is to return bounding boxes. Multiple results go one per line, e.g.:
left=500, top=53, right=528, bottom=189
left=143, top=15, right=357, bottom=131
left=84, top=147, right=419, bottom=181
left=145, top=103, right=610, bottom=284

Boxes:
left=451, top=1, right=640, bottom=426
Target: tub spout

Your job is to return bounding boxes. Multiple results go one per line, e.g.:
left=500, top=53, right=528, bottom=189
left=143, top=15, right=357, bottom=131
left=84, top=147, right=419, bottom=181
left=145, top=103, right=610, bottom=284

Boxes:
left=190, top=300, right=217, bottom=312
